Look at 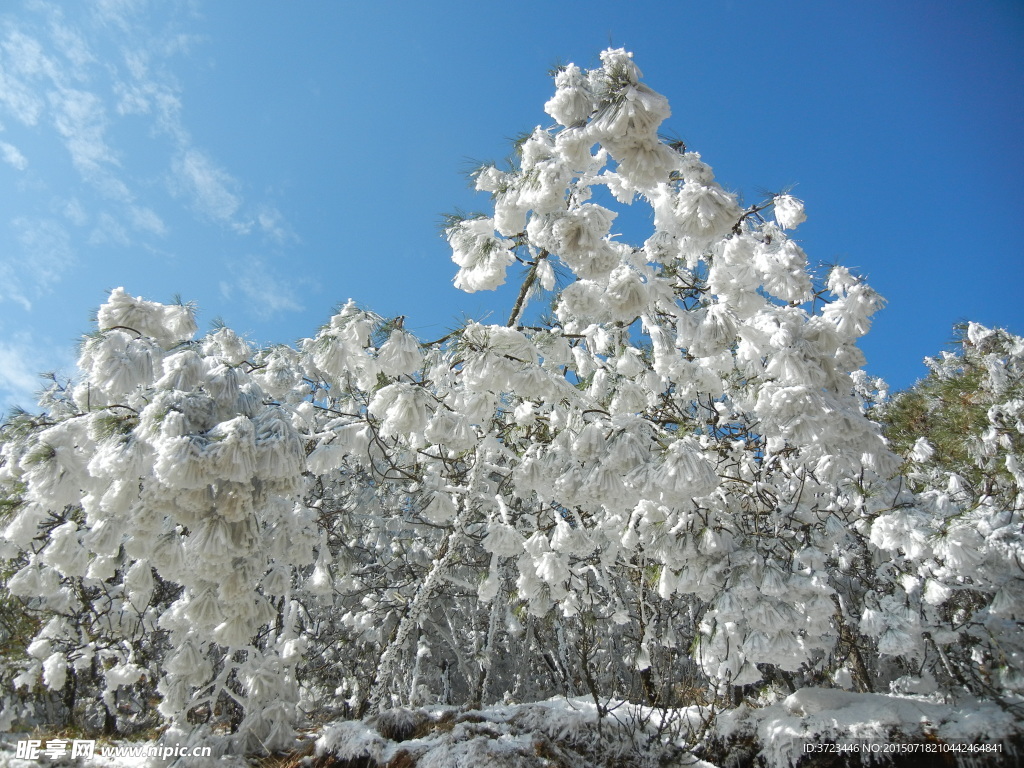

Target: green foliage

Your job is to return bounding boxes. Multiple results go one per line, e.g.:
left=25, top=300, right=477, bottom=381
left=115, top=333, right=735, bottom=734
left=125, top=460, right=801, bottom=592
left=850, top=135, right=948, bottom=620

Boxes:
left=91, top=411, right=139, bottom=440
left=20, top=442, right=56, bottom=467
left=0, top=480, right=26, bottom=522
left=882, top=361, right=986, bottom=473
left=2, top=407, right=49, bottom=440
left=437, top=209, right=487, bottom=237
left=880, top=322, right=1024, bottom=491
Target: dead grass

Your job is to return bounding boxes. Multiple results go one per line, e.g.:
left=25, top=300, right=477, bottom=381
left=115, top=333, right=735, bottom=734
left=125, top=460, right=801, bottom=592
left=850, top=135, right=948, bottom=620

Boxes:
left=251, top=738, right=315, bottom=768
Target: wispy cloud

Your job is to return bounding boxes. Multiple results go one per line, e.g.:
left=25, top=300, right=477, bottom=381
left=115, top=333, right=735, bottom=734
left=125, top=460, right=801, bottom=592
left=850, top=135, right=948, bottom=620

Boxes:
left=1, top=8, right=129, bottom=208
left=130, top=204, right=166, bottom=236
left=88, top=211, right=130, bottom=246
left=221, top=257, right=304, bottom=318
left=0, top=29, right=51, bottom=125
left=0, top=329, right=76, bottom=414
left=48, top=13, right=95, bottom=71
left=49, top=86, right=120, bottom=181
left=62, top=197, right=87, bottom=225
left=0, top=0, right=300, bottom=328
left=5, top=216, right=75, bottom=307
left=0, top=339, right=47, bottom=412
left=90, top=0, right=147, bottom=35
left=0, top=140, right=28, bottom=170
left=172, top=147, right=242, bottom=225
left=256, top=204, right=297, bottom=245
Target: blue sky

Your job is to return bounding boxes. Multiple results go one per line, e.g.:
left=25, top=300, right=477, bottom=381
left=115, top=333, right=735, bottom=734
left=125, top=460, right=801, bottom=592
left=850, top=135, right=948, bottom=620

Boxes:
left=0, top=0, right=1021, bottom=412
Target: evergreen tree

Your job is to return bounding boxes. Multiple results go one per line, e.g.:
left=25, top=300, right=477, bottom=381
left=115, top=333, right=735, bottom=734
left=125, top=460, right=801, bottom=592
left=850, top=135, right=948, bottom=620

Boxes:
left=877, top=322, right=1024, bottom=703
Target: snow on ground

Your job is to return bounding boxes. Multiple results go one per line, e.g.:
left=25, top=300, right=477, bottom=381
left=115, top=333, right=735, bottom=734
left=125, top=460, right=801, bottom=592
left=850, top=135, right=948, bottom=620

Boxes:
left=715, top=687, right=1022, bottom=768
left=314, top=697, right=707, bottom=768
left=0, top=690, right=1019, bottom=767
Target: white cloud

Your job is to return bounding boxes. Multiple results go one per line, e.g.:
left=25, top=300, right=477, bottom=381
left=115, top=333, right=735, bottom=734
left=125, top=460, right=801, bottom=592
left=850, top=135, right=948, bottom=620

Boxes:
left=5, top=216, right=76, bottom=304
left=130, top=205, right=167, bottom=236
left=49, top=87, right=119, bottom=180
left=114, top=47, right=185, bottom=128
left=0, top=30, right=50, bottom=125
left=13, top=215, right=74, bottom=275
left=49, top=16, right=94, bottom=72
left=221, top=257, right=304, bottom=317
left=2, top=28, right=56, bottom=81
left=0, top=261, right=31, bottom=310
left=256, top=204, right=297, bottom=245
left=0, top=343, right=46, bottom=410
left=0, top=16, right=129, bottom=202
left=63, top=197, right=87, bottom=225
left=90, top=0, right=148, bottom=31
left=0, top=140, right=28, bottom=170
left=0, top=330, right=76, bottom=414
left=0, top=343, right=45, bottom=411
left=172, top=147, right=243, bottom=225
left=88, top=211, right=130, bottom=246
left=0, top=0, right=298, bottom=286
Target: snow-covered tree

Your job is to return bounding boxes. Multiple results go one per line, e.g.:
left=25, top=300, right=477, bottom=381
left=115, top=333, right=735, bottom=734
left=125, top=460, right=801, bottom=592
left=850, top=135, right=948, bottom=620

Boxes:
left=0, top=49, right=1019, bottom=762
left=875, top=322, right=1024, bottom=703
